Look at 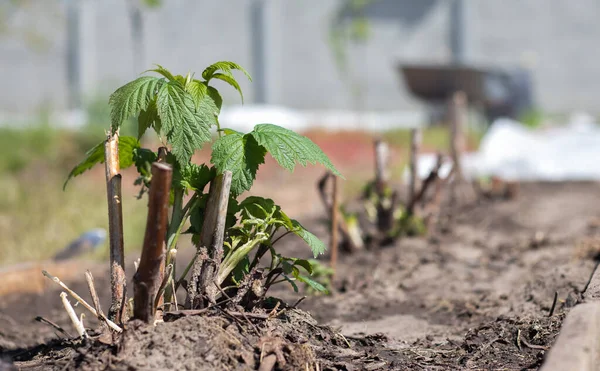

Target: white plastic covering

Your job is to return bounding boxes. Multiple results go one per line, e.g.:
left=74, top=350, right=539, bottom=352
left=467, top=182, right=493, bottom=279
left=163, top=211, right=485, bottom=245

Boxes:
left=411, top=113, right=600, bottom=182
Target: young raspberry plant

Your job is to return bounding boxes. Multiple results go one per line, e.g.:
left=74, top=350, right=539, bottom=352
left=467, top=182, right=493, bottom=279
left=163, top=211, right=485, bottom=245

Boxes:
left=65, top=61, right=342, bottom=311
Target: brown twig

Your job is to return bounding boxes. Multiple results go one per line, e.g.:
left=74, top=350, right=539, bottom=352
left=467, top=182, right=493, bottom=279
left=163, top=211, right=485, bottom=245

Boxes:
left=104, top=131, right=126, bottom=324
left=406, top=153, right=444, bottom=213
left=330, top=175, right=339, bottom=278
left=35, top=316, right=72, bottom=338
left=42, top=270, right=122, bottom=333
left=292, top=296, right=306, bottom=309
left=318, top=172, right=362, bottom=251
left=374, top=139, right=389, bottom=193
left=449, top=91, right=467, bottom=181
left=548, top=291, right=559, bottom=317
left=407, top=128, right=421, bottom=214
left=133, top=162, right=172, bottom=323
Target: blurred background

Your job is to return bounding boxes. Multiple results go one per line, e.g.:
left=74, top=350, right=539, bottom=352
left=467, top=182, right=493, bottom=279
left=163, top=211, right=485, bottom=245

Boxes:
left=1, top=0, right=599, bottom=264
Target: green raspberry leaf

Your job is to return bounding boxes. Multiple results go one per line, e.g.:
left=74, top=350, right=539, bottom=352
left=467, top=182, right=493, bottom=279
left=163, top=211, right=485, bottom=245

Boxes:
left=210, top=131, right=266, bottom=196
left=293, top=259, right=314, bottom=275
left=147, top=64, right=176, bottom=81
left=132, top=147, right=157, bottom=178
left=250, top=124, right=342, bottom=177
left=174, top=163, right=216, bottom=192
left=64, top=136, right=140, bottom=189
left=137, top=99, right=160, bottom=139
left=156, top=82, right=212, bottom=166
left=210, top=73, right=246, bottom=103
left=109, top=76, right=164, bottom=132
left=238, top=196, right=277, bottom=221
left=186, top=80, right=221, bottom=123
left=201, top=61, right=252, bottom=82
left=296, top=274, right=328, bottom=294
left=291, top=219, right=326, bottom=258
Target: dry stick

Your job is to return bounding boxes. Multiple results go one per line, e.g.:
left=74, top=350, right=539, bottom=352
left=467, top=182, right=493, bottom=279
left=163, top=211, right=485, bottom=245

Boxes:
left=60, top=292, right=87, bottom=338
left=407, top=128, right=422, bottom=215
left=104, top=132, right=126, bottom=324
left=42, top=270, right=122, bottom=333
left=163, top=249, right=178, bottom=312
left=449, top=91, right=467, bottom=181
left=194, top=171, right=233, bottom=306
left=317, top=172, right=362, bottom=251
left=35, top=316, right=72, bottom=338
left=548, top=291, right=559, bottom=317
left=133, top=162, right=172, bottom=323
left=406, top=153, right=444, bottom=214
left=448, top=91, right=476, bottom=205
left=374, top=139, right=390, bottom=192
left=373, top=139, right=394, bottom=234
left=84, top=270, right=109, bottom=330
left=330, top=175, right=339, bottom=279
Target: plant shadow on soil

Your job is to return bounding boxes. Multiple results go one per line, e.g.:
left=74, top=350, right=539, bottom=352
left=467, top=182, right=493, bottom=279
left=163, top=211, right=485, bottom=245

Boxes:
left=1, top=182, right=600, bottom=370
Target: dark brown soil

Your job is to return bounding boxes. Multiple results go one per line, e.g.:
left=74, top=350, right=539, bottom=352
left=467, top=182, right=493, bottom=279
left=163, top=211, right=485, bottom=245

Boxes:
left=1, top=182, right=599, bottom=370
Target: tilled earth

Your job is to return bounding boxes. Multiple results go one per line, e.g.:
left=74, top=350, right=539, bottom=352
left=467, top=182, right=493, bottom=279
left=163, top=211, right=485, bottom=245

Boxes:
left=1, top=182, right=599, bottom=370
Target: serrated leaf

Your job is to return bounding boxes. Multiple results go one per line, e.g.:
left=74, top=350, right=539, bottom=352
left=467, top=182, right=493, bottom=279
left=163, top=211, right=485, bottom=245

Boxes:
left=201, top=61, right=252, bottom=82
left=118, top=136, right=140, bottom=169
left=156, top=82, right=212, bottom=166
left=211, top=73, right=245, bottom=103
left=293, top=259, right=314, bottom=275
left=210, top=131, right=266, bottom=196
left=239, top=196, right=277, bottom=220
left=207, top=86, right=223, bottom=111
left=291, top=219, right=326, bottom=257
left=250, top=124, right=342, bottom=177
left=296, top=274, right=328, bottom=293
left=185, top=80, right=221, bottom=124
left=133, top=147, right=157, bottom=178
left=138, top=99, right=159, bottom=139
left=64, top=136, right=140, bottom=189
left=232, top=256, right=250, bottom=284
left=109, top=76, right=163, bottom=131
left=282, top=275, right=299, bottom=293
left=174, top=163, right=216, bottom=192
left=148, top=64, right=176, bottom=81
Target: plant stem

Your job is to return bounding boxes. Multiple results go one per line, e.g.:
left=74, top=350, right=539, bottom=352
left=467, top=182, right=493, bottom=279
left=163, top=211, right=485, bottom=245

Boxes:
left=133, top=162, right=172, bottom=323
left=217, top=233, right=268, bottom=285
left=216, top=117, right=222, bottom=138
left=175, top=249, right=200, bottom=291
left=270, top=230, right=292, bottom=247
left=407, top=127, right=421, bottom=215
left=104, top=131, right=126, bottom=324
left=166, top=188, right=184, bottom=253
left=330, top=175, right=339, bottom=278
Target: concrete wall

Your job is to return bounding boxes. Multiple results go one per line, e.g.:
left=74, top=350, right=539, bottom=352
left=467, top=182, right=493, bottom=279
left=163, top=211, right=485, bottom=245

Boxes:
left=0, top=0, right=598, bottom=115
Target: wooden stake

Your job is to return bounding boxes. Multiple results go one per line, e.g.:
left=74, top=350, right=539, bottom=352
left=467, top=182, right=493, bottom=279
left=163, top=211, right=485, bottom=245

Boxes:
left=317, top=173, right=363, bottom=251
left=104, top=131, right=126, bottom=324
left=407, top=128, right=422, bottom=215
left=449, top=91, right=467, bottom=181
left=330, top=175, right=339, bottom=278
left=133, top=162, right=172, bottom=323
left=187, top=171, right=232, bottom=308
left=374, top=139, right=390, bottom=193
left=373, top=139, right=395, bottom=234
left=448, top=91, right=477, bottom=204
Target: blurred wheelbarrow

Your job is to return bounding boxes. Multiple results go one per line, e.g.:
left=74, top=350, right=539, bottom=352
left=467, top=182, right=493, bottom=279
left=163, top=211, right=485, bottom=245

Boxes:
left=399, top=64, right=534, bottom=125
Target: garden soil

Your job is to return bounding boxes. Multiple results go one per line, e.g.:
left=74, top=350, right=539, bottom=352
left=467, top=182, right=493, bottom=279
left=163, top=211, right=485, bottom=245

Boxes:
left=1, top=181, right=600, bottom=370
